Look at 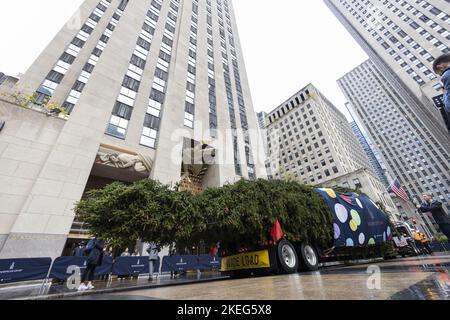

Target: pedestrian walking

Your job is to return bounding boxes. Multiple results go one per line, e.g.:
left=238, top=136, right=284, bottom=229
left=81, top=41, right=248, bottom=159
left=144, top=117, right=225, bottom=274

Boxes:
left=432, top=53, right=450, bottom=134
left=417, top=192, right=450, bottom=240
left=146, top=242, right=160, bottom=281
left=169, top=248, right=178, bottom=279
left=78, top=238, right=105, bottom=291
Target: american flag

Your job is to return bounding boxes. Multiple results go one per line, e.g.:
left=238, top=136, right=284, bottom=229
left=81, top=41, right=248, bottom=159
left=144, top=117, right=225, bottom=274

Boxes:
left=389, top=179, right=409, bottom=202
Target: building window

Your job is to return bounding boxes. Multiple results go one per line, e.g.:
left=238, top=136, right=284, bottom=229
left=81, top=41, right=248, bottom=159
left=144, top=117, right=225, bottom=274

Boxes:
left=353, top=178, right=363, bottom=189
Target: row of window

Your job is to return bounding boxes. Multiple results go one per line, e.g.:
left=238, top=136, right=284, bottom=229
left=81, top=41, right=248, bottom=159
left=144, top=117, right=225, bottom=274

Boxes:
left=340, top=0, right=448, bottom=86
left=217, top=0, right=241, bottom=176
left=223, top=0, right=255, bottom=179
left=140, top=0, right=180, bottom=149
left=206, top=0, right=218, bottom=138
left=104, top=0, right=164, bottom=146
left=62, top=2, right=124, bottom=114
left=267, top=105, right=321, bottom=182
left=183, top=0, right=198, bottom=129
left=35, top=0, right=112, bottom=103
left=267, top=91, right=371, bottom=184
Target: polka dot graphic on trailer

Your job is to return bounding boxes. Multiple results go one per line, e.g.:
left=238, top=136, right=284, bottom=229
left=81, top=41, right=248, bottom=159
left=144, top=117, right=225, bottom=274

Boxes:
left=351, top=210, right=361, bottom=226
left=356, top=198, right=363, bottom=208
left=359, top=233, right=365, bottom=245
left=325, top=189, right=337, bottom=198
left=333, top=223, right=341, bottom=240
left=349, top=219, right=358, bottom=232
left=335, top=203, right=348, bottom=223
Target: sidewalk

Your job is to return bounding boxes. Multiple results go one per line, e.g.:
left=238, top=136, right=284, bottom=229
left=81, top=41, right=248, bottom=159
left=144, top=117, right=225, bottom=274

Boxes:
left=2, top=271, right=228, bottom=300
left=6, top=258, right=380, bottom=300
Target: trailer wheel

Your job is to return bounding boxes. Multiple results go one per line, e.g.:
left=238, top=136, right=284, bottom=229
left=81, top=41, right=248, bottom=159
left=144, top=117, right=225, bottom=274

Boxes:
left=276, top=240, right=299, bottom=274
left=298, top=243, right=319, bottom=272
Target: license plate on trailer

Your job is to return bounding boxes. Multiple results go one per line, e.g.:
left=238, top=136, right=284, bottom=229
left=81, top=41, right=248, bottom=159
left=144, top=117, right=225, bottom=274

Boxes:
left=221, top=250, right=271, bottom=272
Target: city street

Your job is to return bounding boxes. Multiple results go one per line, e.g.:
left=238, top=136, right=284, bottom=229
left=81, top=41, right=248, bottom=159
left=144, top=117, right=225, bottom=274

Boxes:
left=65, top=254, right=449, bottom=300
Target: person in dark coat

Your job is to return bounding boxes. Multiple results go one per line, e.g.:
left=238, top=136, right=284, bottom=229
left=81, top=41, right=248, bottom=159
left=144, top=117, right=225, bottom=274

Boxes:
left=417, top=192, right=450, bottom=239
left=78, top=239, right=105, bottom=291
left=433, top=53, right=450, bottom=134
left=147, top=242, right=160, bottom=281
left=72, top=242, right=86, bottom=257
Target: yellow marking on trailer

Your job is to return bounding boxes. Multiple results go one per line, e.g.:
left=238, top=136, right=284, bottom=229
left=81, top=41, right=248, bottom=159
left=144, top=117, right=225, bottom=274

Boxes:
left=221, top=250, right=271, bottom=272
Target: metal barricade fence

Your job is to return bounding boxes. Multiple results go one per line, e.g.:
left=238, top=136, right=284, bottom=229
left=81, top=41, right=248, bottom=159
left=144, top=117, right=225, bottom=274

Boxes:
left=0, top=254, right=223, bottom=296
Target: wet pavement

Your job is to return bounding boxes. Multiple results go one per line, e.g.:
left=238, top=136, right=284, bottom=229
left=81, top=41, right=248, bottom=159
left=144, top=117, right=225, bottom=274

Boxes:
left=18, top=271, right=227, bottom=300
left=65, top=254, right=449, bottom=300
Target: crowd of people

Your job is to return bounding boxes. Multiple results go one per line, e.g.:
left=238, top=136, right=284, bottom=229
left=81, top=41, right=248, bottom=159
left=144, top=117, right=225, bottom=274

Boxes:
left=73, top=240, right=162, bottom=292
left=71, top=241, right=220, bottom=291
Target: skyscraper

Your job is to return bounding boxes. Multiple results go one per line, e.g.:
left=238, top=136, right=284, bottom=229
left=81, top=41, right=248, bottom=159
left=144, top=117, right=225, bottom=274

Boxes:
left=338, top=60, right=449, bottom=233
left=256, top=111, right=267, bottom=130
left=256, top=111, right=268, bottom=157
left=264, top=84, right=398, bottom=215
left=350, top=120, right=390, bottom=188
left=0, top=0, right=265, bottom=258
left=324, top=0, right=449, bottom=146
left=265, top=84, right=371, bottom=184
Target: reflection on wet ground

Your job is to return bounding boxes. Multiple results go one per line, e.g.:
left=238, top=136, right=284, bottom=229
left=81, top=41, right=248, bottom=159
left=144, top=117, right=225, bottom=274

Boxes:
left=319, top=256, right=450, bottom=275
left=390, top=274, right=449, bottom=300
left=47, top=271, right=224, bottom=296
left=58, top=254, right=449, bottom=300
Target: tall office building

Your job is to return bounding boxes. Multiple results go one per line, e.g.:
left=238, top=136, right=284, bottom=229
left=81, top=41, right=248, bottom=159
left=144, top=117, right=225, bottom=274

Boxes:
left=266, top=84, right=371, bottom=184
left=256, top=111, right=267, bottom=129
left=0, top=0, right=265, bottom=258
left=265, top=84, right=398, bottom=214
left=256, top=111, right=268, bottom=157
left=324, top=0, right=449, bottom=147
left=338, top=60, right=449, bottom=233
left=350, top=120, right=390, bottom=188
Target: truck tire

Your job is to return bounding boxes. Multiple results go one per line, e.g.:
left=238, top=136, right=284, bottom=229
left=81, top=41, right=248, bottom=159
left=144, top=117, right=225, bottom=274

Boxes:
left=276, top=240, right=299, bottom=274
left=297, top=243, right=319, bottom=272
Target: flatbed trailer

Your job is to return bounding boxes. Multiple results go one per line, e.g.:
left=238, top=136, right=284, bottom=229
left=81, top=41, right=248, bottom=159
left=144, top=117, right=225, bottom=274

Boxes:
left=220, top=188, right=397, bottom=276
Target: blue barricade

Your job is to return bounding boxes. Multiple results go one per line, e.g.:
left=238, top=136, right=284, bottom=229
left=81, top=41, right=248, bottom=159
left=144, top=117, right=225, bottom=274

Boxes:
left=49, top=256, right=113, bottom=280
left=161, top=255, right=199, bottom=272
left=112, top=256, right=152, bottom=276
left=153, top=257, right=161, bottom=273
left=198, top=255, right=221, bottom=270
left=0, top=258, right=52, bottom=284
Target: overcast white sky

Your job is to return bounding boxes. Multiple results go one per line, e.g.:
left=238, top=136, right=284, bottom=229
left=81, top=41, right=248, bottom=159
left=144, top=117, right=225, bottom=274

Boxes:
left=0, top=0, right=368, bottom=119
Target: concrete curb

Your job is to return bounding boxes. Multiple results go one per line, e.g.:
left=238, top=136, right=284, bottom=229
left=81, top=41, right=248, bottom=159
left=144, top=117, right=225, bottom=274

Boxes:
left=18, top=276, right=231, bottom=300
